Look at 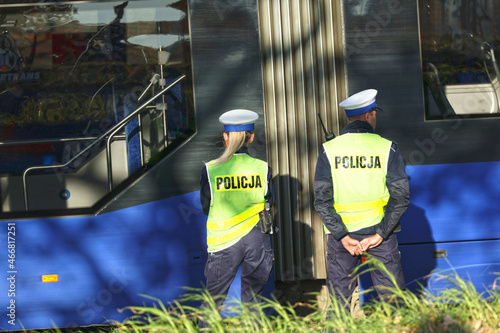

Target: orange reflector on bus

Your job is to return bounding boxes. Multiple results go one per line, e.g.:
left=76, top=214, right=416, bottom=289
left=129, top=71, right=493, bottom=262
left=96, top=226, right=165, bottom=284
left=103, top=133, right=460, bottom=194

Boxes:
left=42, top=275, right=59, bottom=283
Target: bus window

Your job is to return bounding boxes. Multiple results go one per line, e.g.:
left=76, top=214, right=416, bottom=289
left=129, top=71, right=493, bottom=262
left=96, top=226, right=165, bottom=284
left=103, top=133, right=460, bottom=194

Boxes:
left=0, top=0, right=194, bottom=214
left=0, top=0, right=194, bottom=175
left=419, top=0, right=500, bottom=119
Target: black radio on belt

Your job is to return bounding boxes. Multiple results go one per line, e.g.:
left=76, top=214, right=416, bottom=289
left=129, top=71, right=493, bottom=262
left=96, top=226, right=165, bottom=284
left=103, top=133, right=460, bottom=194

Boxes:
left=259, top=202, right=274, bottom=234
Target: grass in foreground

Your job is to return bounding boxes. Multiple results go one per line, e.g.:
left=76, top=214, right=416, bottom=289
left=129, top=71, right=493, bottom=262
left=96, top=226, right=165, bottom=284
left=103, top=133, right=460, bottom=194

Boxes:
left=29, top=257, right=500, bottom=332
left=109, top=257, right=500, bottom=333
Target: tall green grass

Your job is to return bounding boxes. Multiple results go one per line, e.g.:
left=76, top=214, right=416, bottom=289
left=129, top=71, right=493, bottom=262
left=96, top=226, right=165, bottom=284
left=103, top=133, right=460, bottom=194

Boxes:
left=39, top=257, right=500, bottom=332
left=110, top=257, right=500, bottom=332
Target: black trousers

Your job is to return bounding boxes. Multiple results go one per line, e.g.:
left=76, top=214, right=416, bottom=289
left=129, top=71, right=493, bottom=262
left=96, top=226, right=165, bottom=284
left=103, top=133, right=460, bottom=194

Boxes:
left=203, top=222, right=274, bottom=313
left=326, top=233, right=405, bottom=309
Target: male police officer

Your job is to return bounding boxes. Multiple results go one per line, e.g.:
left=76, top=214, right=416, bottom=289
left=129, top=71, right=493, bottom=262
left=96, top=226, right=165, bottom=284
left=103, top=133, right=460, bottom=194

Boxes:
left=313, top=89, right=410, bottom=311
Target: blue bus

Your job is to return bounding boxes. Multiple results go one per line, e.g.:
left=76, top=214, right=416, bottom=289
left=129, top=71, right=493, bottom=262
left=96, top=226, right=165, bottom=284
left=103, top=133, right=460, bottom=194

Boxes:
left=1, top=0, right=499, bottom=330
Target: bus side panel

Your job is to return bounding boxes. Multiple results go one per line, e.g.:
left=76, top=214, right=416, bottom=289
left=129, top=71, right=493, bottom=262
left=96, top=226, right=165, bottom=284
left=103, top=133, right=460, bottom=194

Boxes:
left=400, top=239, right=500, bottom=295
left=1, top=189, right=274, bottom=330
left=360, top=239, right=500, bottom=303
left=0, top=192, right=208, bottom=330
left=400, top=162, right=500, bottom=244
left=359, top=162, right=500, bottom=301
left=398, top=162, right=500, bottom=296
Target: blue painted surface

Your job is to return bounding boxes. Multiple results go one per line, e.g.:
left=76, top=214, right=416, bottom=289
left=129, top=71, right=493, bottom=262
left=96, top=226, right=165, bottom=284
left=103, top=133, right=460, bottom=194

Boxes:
left=401, top=240, right=500, bottom=295
left=399, top=162, right=500, bottom=294
left=400, top=161, right=500, bottom=244
left=0, top=191, right=274, bottom=331
left=359, top=161, right=500, bottom=302
left=360, top=239, right=500, bottom=303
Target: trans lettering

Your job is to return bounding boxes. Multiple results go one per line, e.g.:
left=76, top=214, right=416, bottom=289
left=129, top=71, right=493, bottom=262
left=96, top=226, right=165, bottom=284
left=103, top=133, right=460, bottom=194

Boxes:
left=334, top=155, right=381, bottom=169
left=0, top=72, right=41, bottom=81
left=215, top=174, right=263, bottom=191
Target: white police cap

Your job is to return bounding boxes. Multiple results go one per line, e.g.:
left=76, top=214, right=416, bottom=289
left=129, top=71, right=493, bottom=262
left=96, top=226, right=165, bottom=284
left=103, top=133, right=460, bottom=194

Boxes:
left=339, top=89, right=382, bottom=117
left=219, top=109, right=259, bottom=132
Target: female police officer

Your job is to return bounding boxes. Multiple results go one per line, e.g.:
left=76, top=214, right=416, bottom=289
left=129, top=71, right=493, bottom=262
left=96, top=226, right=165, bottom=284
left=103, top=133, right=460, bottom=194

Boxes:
left=199, top=109, right=274, bottom=325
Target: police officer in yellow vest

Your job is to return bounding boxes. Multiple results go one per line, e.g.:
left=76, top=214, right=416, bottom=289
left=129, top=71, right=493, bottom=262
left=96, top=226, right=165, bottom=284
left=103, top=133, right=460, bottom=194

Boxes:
left=314, top=89, right=410, bottom=310
left=199, top=109, right=274, bottom=325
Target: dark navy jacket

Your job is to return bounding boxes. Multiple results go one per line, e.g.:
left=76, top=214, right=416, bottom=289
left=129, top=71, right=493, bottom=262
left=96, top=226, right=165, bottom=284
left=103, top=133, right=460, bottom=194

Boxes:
left=313, top=120, right=410, bottom=240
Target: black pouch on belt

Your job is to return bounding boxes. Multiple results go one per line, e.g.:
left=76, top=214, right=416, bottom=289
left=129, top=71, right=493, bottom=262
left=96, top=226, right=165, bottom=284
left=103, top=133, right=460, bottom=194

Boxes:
left=260, top=202, right=274, bottom=234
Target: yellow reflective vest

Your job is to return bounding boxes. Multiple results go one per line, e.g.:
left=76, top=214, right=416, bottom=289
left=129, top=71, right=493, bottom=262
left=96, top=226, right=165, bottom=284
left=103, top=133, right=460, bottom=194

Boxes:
left=323, top=133, right=391, bottom=232
left=206, top=154, right=268, bottom=252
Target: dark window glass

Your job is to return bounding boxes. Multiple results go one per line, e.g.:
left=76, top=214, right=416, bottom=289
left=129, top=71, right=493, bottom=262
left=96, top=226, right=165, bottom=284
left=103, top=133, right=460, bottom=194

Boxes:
left=0, top=0, right=194, bottom=174
left=419, top=0, right=500, bottom=119
left=0, top=0, right=193, bottom=215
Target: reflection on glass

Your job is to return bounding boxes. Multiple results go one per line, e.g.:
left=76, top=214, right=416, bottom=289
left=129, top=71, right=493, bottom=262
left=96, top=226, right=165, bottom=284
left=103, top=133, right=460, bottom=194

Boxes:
left=419, top=0, right=500, bottom=119
left=0, top=0, right=194, bottom=174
